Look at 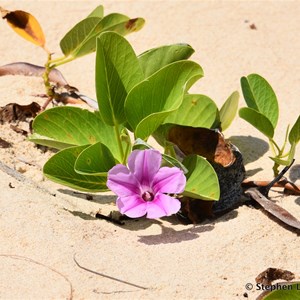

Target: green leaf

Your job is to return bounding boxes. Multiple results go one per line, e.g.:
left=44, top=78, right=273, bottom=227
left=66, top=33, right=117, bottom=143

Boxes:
left=97, top=14, right=144, bottom=36
left=289, top=115, right=300, bottom=144
left=87, top=5, right=104, bottom=18
left=60, top=17, right=101, bottom=56
left=219, top=91, right=239, bottom=131
left=29, top=133, right=76, bottom=150
left=239, top=107, right=275, bottom=138
left=75, top=14, right=145, bottom=58
left=241, top=74, right=279, bottom=128
left=182, top=155, right=220, bottom=200
left=43, top=145, right=108, bottom=192
left=96, top=32, right=144, bottom=126
left=75, top=142, right=116, bottom=175
left=125, top=60, right=204, bottom=140
left=30, top=107, right=124, bottom=162
left=132, top=138, right=188, bottom=173
left=163, top=94, right=219, bottom=128
left=270, top=157, right=293, bottom=166
left=138, top=43, right=194, bottom=78
left=59, top=11, right=144, bottom=59
left=260, top=282, right=300, bottom=300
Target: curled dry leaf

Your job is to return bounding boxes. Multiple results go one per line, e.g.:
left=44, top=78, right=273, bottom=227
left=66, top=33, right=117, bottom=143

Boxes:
left=0, top=62, right=68, bottom=87
left=0, top=102, right=40, bottom=124
left=0, top=7, right=46, bottom=48
left=256, top=268, right=295, bottom=286
left=168, top=125, right=236, bottom=167
left=246, top=188, right=300, bottom=230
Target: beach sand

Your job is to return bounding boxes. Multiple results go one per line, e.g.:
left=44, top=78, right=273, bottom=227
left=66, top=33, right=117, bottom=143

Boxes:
left=0, top=1, right=299, bottom=299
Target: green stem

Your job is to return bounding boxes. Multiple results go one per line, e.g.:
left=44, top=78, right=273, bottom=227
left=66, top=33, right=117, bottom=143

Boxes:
left=123, top=132, right=132, bottom=163
left=272, top=163, right=280, bottom=177
left=48, top=55, right=75, bottom=68
left=43, top=52, right=54, bottom=99
left=269, top=138, right=282, bottom=177
left=280, top=125, right=290, bottom=154
left=114, top=122, right=125, bottom=164
left=269, top=138, right=281, bottom=155
left=164, top=144, right=177, bottom=158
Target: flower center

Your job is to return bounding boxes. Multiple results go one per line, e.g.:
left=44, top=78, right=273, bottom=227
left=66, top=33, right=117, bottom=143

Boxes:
left=142, top=191, right=154, bottom=202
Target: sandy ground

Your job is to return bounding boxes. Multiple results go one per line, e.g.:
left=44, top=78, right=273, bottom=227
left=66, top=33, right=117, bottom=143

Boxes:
left=0, top=1, right=300, bottom=299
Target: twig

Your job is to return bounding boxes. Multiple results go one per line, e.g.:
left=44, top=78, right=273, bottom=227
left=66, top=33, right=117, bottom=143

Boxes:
left=73, top=253, right=147, bottom=290
left=0, top=254, right=73, bottom=299
left=243, top=160, right=299, bottom=196
left=242, top=179, right=300, bottom=195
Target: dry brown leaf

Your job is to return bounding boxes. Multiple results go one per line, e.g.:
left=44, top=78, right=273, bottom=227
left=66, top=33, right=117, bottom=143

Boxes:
left=256, top=268, right=295, bottom=286
left=0, top=102, right=40, bottom=124
left=168, top=125, right=236, bottom=167
left=246, top=188, right=300, bottom=230
left=0, top=7, right=46, bottom=48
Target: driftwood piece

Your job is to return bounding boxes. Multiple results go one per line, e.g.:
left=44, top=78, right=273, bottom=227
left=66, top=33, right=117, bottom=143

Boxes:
left=0, top=62, right=68, bottom=86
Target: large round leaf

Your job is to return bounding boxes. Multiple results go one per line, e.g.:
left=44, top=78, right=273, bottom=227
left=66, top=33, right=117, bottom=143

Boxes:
left=74, top=142, right=116, bottom=175
left=182, top=155, right=220, bottom=200
left=163, top=94, right=219, bottom=128
left=96, top=32, right=144, bottom=125
left=138, top=43, right=194, bottom=78
left=241, top=74, right=279, bottom=128
left=30, top=107, right=124, bottom=162
left=60, top=17, right=100, bottom=57
left=239, top=107, right=275, bottom=139
left=125, top=60, right=203, bottom=140
left=43, top=145, right=108, bottom=192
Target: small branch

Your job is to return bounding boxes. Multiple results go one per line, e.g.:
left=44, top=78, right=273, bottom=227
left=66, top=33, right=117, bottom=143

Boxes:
left=73, top=254, right=148, bottom=290
left=242, top=179, right=300, bottom=195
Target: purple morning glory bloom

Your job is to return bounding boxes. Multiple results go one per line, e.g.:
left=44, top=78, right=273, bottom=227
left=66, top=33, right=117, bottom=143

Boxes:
left=107, top=149, right=186, bottom=219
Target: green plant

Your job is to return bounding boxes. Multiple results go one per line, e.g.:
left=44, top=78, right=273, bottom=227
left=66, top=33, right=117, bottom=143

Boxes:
left=30, top=31, right=239, bottom=201
left=239, top=74, right=300, bottom=176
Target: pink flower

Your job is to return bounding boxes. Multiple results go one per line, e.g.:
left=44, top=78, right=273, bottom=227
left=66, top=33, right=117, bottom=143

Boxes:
left=107, top=149, right=186, bottom=219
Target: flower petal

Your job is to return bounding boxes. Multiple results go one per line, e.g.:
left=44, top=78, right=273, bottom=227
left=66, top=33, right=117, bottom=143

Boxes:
left=152, top=167, right=186, bottom=194
left=128, top=149, right=161, bottom=187
left=117, top=195, right=147, bottom=218
left=107, top=164, right=140, bottom=197
left=146, top=193, right=181, bottom=219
